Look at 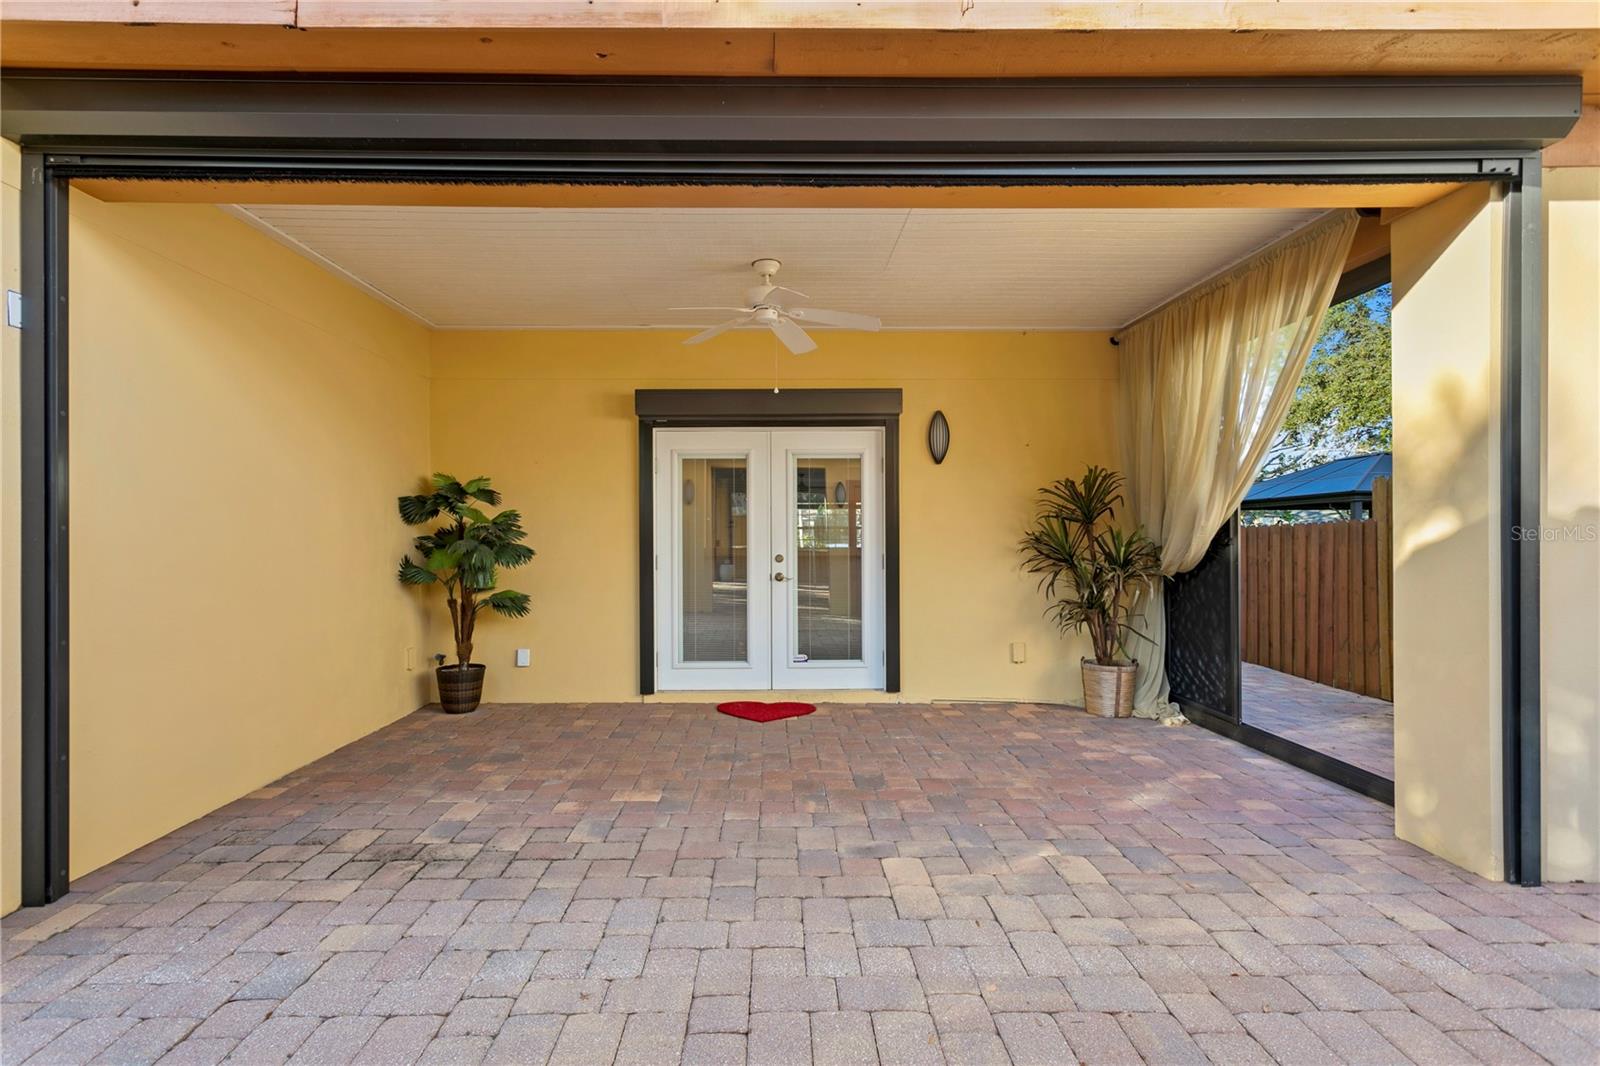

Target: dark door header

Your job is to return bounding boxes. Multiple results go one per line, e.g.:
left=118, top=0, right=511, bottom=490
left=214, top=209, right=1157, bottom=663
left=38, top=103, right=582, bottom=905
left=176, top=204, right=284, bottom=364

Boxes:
left=636, top=388, right=903, bottom=422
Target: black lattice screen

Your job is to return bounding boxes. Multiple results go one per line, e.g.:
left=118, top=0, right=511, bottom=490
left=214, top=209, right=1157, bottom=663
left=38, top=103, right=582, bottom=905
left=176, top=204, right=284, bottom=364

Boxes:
left=1165, top=515, right=1242, bottom=720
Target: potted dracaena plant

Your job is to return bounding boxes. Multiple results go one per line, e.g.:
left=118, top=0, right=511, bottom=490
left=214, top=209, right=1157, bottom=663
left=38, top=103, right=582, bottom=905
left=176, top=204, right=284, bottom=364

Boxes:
left=398, top=474, right=533, bottom=714
left=1019, top=465, right=1162, bottom=717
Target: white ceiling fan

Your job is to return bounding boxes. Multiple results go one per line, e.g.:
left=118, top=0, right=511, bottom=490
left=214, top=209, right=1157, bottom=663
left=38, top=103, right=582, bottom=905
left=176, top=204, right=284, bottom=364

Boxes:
left=671, top=258, right=882, bottom=354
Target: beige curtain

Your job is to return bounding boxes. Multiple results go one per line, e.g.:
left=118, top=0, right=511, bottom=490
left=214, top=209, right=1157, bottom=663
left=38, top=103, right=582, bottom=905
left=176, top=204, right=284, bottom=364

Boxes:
left=1118, top=209, right=1360, bottom=719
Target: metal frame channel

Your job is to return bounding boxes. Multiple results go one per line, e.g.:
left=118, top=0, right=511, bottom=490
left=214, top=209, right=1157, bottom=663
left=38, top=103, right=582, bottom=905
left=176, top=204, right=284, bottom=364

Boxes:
left=16, top=156, right=1539, bottom=187
left=1183, top=704, right=1396, bottom=806
left=1502, top=156, right=1544, bottom=886
left=0, top=73, right=1582, bottom=183
left=5, top=75, right=1569, bottom=902
left=18, top=151, right=70, bottom=906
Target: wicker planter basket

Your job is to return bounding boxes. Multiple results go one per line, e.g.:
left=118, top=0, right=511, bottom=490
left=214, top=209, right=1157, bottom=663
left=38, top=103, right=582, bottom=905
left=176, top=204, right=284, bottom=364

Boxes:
left=436, top=663, right=486, bottom=715
left=1081, top=659, right=1137, bottom=718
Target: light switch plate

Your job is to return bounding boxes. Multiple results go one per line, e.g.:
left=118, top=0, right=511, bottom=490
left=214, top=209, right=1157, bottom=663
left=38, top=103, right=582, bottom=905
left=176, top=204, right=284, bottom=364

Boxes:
left=1010, top=642, right=1026, bottom=664
left=515, top=648, right=531, bottom=667
left=5, top=291, right=21, bottom=329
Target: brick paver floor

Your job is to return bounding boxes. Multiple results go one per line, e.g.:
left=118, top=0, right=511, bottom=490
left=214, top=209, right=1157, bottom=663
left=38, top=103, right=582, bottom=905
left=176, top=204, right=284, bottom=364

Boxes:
left=1242, top=664, right=1395, bottom=780
left=3, top=702, right=1596, bottom=1065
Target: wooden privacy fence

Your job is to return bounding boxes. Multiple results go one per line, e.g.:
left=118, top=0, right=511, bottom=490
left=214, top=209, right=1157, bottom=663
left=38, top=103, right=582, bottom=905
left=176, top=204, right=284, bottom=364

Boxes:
left=1239, top=477, right=1394, bottom=700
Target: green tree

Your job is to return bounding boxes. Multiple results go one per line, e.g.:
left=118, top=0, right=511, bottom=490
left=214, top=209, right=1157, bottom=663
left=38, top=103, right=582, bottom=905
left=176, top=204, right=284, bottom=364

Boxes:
left=1264, top=284, right=1391, bottom=476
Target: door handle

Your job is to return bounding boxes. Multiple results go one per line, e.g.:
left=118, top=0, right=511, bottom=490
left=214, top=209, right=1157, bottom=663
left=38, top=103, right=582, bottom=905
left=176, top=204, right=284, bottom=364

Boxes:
left=773, top=572, right=786, bottom=582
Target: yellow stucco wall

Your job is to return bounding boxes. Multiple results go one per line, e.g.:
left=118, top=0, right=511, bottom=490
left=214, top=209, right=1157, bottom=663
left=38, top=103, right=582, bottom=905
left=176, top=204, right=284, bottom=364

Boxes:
left=1, top=143, right=22, bottom=914
left=1542, top=166, right=1600, bottom=884
left=62, top=196, right=435, bottom=880
left=427, top=330, right=1119, bottom=705
left=1390, top=183, right=1506, bottom=881
left=1389, top=172, right=1600, bottom=884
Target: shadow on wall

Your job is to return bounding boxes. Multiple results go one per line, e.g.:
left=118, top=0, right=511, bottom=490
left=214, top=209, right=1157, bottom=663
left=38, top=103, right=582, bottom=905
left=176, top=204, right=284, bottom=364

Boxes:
left=1543, top=501, right=1599, bottom=882
left=1386, top=180, right=1530, bottom=879
left=1390, top=368, right=1496, bottom=873
left=1394, top=175, right=1599, bottom=883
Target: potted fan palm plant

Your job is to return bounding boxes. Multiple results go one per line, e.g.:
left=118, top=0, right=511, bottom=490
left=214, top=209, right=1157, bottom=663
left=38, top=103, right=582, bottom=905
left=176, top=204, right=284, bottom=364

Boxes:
left=398, top=474, right=534, bottom=714
left=1020, top=465, right=1162, bottom=717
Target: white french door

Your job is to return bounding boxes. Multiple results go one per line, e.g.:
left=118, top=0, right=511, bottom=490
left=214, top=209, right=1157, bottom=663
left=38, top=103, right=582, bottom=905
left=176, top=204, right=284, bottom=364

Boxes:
left=653, top=430, right=772, bottom=691
left=769, top=428, right=884, bottom=690
left=654, top=427, right=884, bottom=692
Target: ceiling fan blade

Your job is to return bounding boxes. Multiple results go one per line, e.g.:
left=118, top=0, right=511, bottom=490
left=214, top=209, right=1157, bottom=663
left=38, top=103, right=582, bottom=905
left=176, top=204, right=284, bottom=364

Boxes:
left=668, top=306, right=756, bottom=313
left=789, top=307, right=882, bottom=331
left=684, top=316, right=753, bottom=345
left=769, top=316, right=818, bottom=355
left=767, top=284, right=809, bottom=301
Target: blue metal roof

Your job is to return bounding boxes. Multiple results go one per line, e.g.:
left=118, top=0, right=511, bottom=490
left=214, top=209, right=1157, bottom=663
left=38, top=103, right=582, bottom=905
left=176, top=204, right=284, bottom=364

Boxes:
left=1244, top=452, right=1392, bottom=507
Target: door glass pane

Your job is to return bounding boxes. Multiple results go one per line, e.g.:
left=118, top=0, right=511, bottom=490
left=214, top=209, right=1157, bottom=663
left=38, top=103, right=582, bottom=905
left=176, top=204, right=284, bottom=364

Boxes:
left=793, top=456, right=863, bottom=662
left=680, top=457, right=748, bottom=662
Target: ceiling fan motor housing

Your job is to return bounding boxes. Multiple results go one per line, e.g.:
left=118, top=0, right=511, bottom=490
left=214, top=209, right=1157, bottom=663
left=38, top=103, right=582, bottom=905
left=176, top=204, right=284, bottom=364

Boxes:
left=748, top=259, right=784, bottom=307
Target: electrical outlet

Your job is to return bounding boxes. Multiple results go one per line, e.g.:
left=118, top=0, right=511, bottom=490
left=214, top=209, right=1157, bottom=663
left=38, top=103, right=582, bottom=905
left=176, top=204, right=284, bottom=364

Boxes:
left=515, top=648, right=531, bottom=668
left=1010, top=642, right=1026, bottom=664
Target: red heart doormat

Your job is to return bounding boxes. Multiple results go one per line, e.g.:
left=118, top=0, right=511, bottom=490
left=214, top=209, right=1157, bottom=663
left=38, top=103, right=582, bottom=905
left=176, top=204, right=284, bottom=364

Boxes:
left=717, top=701, right=817, bottom=723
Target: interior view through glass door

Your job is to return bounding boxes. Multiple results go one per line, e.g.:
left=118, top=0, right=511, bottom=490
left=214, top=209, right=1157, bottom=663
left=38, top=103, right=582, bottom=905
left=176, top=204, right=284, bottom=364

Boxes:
left=654, top=427, right=883, bottom=692
left=770, top=429, right=883, bottom=690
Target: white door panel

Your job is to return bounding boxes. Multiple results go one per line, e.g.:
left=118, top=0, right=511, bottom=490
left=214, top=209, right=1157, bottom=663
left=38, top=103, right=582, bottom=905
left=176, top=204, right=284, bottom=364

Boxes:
left=653, top=426, right=884, bottom=692
left=654, top=430, right=771, bottom=690
left=769, top=429, right=884, bottom=690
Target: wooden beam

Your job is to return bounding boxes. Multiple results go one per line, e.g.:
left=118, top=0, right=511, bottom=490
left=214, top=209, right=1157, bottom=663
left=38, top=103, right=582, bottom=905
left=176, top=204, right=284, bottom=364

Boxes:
left=2, top=23, right=1594, bottom=94
left=15, top=1, right=1594, bottom=33
left=1373, top=476, right=1394, bottom=702
left=0, top=24, right=781, bottom=76
left=1546, top=99, right=1600, bottom=168
left=2, top=0, right=291, bottom=24
left=1344, top=217, right=1392, bottom=273
left=772, top=29, right=1600, bottom=92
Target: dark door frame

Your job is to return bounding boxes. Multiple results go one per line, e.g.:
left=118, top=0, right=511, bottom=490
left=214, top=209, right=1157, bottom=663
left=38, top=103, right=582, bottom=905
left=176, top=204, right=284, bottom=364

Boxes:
left=635, top=389, right=902, bottom=696
left=3, top=73, right=1572, bottom=902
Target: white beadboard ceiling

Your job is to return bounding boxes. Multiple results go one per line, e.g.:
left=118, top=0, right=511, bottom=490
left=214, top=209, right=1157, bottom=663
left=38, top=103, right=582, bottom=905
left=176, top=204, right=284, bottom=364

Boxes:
left=230, top=205, right=1324, bottom=331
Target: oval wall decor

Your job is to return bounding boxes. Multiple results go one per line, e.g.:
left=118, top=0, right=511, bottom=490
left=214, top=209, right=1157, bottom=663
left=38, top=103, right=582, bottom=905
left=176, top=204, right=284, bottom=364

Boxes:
left=928, top=410, right=950, bottom=465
